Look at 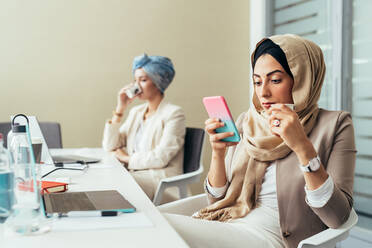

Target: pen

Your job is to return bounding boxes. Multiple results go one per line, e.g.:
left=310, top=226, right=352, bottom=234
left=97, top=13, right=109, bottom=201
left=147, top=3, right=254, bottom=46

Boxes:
left=62, top=210, right=120, bottom=217
left=60, top=208, right=135, bottom=218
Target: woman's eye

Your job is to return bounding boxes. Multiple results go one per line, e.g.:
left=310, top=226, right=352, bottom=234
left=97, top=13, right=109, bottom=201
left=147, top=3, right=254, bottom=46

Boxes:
left=271, top=79, right=281, bottom=84
left=254, top=81, right=262, bottom=85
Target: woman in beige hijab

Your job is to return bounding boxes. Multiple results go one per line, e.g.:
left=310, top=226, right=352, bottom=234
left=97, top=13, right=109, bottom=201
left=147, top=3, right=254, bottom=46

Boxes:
left=163, top=34, right=356, bottom=248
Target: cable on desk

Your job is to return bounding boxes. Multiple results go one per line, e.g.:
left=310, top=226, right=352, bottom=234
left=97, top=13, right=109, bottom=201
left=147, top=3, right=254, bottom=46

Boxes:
left=41, top=167, right=86, bottom=179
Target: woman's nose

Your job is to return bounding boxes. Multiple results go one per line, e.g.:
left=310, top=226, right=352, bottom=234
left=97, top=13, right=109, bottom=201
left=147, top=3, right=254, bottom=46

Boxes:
left=260, top=82, right=271, bottom=97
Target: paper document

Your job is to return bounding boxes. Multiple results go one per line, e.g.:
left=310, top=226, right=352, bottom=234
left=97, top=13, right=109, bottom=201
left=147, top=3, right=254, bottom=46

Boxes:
left=52, top=212, right=153, bottom=231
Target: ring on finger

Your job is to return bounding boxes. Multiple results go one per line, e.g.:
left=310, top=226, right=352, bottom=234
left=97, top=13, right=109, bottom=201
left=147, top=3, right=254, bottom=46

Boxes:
left=273, top=119, right=280, bottom=127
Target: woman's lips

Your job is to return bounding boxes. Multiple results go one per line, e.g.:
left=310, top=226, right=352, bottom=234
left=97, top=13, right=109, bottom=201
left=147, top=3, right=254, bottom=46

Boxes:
left=262, top=102, right=275, bottom=109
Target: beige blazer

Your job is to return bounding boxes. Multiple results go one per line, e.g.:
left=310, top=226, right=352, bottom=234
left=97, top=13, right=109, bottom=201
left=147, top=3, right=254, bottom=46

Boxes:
left=207, top=109, right=356, bottom=248
left=102, top=100, right=186, bottom=183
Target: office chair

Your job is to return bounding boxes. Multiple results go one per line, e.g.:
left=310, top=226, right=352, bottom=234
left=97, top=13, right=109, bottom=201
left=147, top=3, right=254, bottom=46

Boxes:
left=0, top=121, right=62, bottom=149
left=158, top=193, right=358, bottom=248
left=0, top=122, right=12, bottom=148
left=153, top=127, right=205, bottom=206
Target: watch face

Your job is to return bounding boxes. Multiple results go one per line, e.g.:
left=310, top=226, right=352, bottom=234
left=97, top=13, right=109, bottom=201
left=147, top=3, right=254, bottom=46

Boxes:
left=309, top=157, right=321, bottom=171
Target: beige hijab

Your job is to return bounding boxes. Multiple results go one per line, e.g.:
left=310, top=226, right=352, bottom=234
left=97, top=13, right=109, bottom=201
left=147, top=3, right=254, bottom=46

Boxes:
left=195, top=34, right=326, bottom=221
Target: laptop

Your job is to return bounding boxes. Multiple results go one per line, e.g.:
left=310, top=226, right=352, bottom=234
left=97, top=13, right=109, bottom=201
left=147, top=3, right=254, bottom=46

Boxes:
left=26, top=116, right=100, bottom=166
left=11, top=117, right=135, bottom=216
left=42, top=190, right=136, bottom=216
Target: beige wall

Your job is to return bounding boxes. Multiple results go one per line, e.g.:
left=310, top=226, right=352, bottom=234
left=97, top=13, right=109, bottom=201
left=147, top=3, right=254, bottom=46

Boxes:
left=0, top=0, right=250, bottom=194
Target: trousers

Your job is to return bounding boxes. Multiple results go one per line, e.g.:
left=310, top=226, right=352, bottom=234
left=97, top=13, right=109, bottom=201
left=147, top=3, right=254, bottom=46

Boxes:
left=163, top=204, right=285, bottom=248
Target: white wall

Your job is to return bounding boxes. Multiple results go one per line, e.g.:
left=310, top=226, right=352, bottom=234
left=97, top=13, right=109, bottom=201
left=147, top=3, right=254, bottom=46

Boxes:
left=0, top=0, right=251, bottom=194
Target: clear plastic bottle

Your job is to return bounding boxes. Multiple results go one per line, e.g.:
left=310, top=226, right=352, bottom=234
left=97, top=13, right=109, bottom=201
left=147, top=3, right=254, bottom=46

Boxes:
left=9, top=123, right=38, bottom=207
left=5, top=118, right=46, bottom=234
left=6, top=122, right=18, bottom=151
left=0, top=133, right=14, bottom=223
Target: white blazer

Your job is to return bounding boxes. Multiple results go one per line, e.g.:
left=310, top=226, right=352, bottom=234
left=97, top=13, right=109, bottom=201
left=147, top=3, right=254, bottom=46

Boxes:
left=102, top=100, right=186, bottom=182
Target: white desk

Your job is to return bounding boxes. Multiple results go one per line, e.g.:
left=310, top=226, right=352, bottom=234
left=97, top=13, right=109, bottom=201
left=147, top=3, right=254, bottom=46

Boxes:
left=0, top=148, right=188, bottom=248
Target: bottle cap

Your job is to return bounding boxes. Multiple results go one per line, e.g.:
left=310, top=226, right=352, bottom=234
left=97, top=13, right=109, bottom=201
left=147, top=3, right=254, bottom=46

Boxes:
left=12, top=124, right=26, bottom=133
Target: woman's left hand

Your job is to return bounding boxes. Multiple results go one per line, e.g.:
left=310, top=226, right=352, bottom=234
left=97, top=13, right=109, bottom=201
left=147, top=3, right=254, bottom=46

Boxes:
left=267, top=104, right=313, bottom=155
left=115, top=148, right=130, bottom=164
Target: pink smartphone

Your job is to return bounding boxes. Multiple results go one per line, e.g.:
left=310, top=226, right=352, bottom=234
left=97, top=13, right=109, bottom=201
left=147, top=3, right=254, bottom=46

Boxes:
left=202, top=96, right=241, bottom=142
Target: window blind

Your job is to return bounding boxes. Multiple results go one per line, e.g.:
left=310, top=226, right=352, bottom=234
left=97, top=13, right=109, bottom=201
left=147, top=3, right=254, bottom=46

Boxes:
left=352, top=0, right=372, bottom=229
left=273, top=0, right=334, bottom=109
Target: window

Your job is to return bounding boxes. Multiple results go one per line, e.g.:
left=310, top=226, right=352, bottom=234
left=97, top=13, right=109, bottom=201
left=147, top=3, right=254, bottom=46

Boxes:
left=351, top=0, right=372, bottom=230
left=272, top=0, right=334, bottom=109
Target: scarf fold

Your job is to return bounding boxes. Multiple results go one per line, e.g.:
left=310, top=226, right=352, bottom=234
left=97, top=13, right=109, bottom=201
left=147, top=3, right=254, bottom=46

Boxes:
left=194, top=34, right=325, bottom=222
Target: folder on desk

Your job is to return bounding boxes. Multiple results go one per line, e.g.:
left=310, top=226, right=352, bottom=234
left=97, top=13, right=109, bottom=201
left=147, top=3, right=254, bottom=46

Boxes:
left=43, top=190, right=136, bottom=215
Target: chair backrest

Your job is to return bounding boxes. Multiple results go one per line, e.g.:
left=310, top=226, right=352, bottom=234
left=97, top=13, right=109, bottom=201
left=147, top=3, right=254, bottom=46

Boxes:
left=0, top=121, right=62, bottom=149
left=183, top=127, right=205, bottom=173
left=0, top=122, right=12, bottom=148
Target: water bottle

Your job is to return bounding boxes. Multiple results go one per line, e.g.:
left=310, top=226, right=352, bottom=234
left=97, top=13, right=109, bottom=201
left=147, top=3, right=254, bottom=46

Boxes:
left=4, top=114, right=49, bottom=235
left=0, top=133, right=13, bottom=223
left=7, top=122, right=18, bottom=151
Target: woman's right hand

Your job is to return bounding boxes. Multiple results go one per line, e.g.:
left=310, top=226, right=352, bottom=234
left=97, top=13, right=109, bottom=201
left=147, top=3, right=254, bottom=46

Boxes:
left=205, top=118, right=239, bottom=155
left=116, top=85, right=134, bottom=113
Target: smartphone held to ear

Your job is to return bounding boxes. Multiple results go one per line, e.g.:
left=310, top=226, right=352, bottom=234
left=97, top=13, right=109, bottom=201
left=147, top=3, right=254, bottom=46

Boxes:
left=203, top=96, right=241, bottom=142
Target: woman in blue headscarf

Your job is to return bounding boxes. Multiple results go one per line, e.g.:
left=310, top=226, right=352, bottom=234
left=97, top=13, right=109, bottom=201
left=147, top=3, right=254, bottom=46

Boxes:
left=102, top=54, right=186, bottom=204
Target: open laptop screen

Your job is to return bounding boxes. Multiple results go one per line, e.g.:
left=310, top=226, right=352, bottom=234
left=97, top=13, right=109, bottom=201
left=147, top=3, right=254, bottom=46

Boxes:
left=27, top=116, right=100, bottom=165
left=28, top=116, right=55, bottom=165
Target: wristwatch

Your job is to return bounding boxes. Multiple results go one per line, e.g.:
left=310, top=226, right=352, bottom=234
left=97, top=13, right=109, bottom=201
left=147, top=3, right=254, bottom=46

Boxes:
left=299, top=156, right=321, bottom=172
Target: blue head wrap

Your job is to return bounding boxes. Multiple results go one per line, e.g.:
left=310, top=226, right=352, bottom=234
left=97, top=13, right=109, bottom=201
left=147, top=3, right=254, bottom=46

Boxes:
left=132, top=54, right=175, bottom=93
